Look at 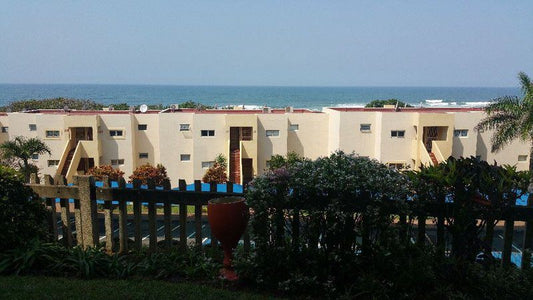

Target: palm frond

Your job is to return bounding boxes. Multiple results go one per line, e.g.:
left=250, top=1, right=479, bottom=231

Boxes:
left=490, top=120, right=522, bottom=152
left=518, top=71, right=533, bottom=96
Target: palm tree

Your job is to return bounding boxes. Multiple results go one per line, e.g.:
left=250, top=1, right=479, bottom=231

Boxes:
left=0, top=136, right=51, bottom=182
left=476, top=72, right=533, bottom=171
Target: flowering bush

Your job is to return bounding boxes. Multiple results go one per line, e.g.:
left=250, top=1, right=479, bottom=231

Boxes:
left=129, top=164, right=169, bottom=186
left=87, top=165, right=125, bottom=181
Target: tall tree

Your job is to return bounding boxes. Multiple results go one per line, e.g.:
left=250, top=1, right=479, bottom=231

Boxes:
left=0, top=136, right=51, bottom=182
left=476, top=72, right=533, bottom=171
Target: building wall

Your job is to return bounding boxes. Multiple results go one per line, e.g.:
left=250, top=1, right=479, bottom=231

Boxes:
left=379, top=112, right=417, bottom=168
left=159, top=112, right=195, bottom=184
left=2, top=108, right=531, bottom=185
left=99, top=114, right=136, bottom=177
left=192, top=114, right=227, bottom=180
left=257, top=114, right=289, bottom=172
left=287, top=112, right=329, bottom=160
left=336, top=111, right=378, bottom=157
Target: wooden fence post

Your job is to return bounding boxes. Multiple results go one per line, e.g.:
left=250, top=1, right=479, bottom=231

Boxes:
left=163, top=179, right=172, bottom=249
left=209, top=182, right=219, bottom=251
left=194, top=180, right=203, bottom=247
left=101, top=176, right=114, bottom=252
left=55, top=175, right=73, bottom=247
left=502, top=216, right=515, bottom=267
left=522, top=195, right=533, bottom=269
left=75, top=175, right=98, bottom=248
left=117, top=177, right=128, bottom=253
left=132, top=179, right=142, bottom=251
left=147, top=179, right=157, bottom=252
left=179, top=179, right=188, bottom=249
left=43, top=175, right=58, bottom=242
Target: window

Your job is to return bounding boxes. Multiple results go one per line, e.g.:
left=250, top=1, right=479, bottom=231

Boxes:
left=360, top=124, right=371, bottom=132
left=266, top=130, right=280, bottom=137
left=29, top=124, right=37, bottom=131
left=518, top=155, right=528, bottom=162
left=391, top=130, right=405, bottom=138
left=1, top=127, right=8, bottom=133
left=180, top=154, right=191, bottom=161
left=48, top=160, right=60, bottom=167
left=111, top=159, right=125, bottom=165
left=109, top=130, right=124, bottom=137
left=138, top=124, right=147, bottom=130
left=201, top=130, right=215, bottom=137
left=241, top=127, right=253, bottom=141
left=180, top=124, right=190, bottom=131
left=139, top=153, right=149, bottom=159
left=453, top=129, right=468, bottom=137
left=289, top=124, right=299, bottom=131
left=31, top=154, right=39, bottom=160
left=45, top=130, right=60, bottom=138
left=202, top=161, right=215, bottom=168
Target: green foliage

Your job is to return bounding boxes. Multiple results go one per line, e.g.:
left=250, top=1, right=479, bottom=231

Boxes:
left=409, top=157, right=530, bottom=262
left=0, top=240, right=220, bottom=281
left=178, top=101, right=214, bottom=110
left=477, top=72, right=533, bottom=153
left=0, top=166, right=48, bottom=252
left=0, top=136, right=51, bottom=182
left=365, top=98, right=413, bottom=108
left=87, top=165, right=125, bottom=181
left=129, top=164, right=169, bottom=186
left=108, top=103, right=130, bottom=110
left=267, top=151, right=307, bottom=171
left=244, top=151, right=411, bottom=296
left=0, top=97, right=104, bottom=112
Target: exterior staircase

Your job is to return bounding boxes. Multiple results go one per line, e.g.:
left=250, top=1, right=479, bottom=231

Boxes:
left=429, top=152, right=439, bottom=166
left=61, top=148, right=76, bottom=176
left=230, top=149, right=241, bottom=183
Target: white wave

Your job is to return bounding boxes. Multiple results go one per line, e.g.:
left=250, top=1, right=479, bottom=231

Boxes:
left=425, top=99, right=444, bottom=103
left=461, top=101, right=491, bottom=107
left=332, top=103, right=366, bottom=108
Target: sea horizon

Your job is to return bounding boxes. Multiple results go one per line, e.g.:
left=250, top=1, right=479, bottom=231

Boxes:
left=0, top=83, right=520, bottom=111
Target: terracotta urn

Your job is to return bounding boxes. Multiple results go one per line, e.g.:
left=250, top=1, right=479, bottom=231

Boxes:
left=207, top=196, right=249, bottom=281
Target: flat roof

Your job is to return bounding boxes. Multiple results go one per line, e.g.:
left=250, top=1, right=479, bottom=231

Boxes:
left=17, top=108, right=319, bottom=115
left=7, top=107, right=485, bottom=115
left=328, top=107, right=485, bottom=113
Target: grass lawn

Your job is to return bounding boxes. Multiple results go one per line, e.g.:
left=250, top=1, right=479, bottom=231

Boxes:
left=0, top=276, right=277, bottom=300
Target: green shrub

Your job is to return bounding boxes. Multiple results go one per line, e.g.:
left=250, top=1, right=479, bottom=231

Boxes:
left=0, top=166, right=49, bottom=252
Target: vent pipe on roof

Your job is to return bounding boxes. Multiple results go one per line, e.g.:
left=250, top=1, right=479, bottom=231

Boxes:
left=262, top=106, right=271, bottom=113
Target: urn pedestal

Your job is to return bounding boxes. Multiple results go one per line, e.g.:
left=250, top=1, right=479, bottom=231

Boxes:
left=207, top=197, right=249, bottom=281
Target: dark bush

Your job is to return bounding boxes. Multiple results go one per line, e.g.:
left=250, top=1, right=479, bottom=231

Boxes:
left=0, top=166, right=49, bottom=252
left=243, top=151, right=411, bottom=296
left=241, top=153, right=533, bottom=298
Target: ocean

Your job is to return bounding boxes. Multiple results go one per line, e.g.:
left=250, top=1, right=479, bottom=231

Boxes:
left=0, top=84, right=520, bottom=111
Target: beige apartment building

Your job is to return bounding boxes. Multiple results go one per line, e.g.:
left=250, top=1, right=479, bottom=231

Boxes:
left=0, top=107, right=529, bottom=185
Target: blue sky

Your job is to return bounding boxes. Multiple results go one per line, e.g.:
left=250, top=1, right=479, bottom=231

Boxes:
left=1, top=1, right=532, bottom=87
